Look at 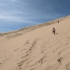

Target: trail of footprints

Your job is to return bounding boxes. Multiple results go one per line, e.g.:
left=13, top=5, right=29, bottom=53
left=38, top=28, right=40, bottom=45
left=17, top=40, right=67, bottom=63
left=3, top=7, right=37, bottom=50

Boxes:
left=15, top=35, right=70, bottom=70
left=1, top=35, right=70, bottom=70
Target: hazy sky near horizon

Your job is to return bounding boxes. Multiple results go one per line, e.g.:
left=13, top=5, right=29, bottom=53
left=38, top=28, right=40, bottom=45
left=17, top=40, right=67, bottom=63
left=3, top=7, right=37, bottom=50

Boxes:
left=0, top=0, right=70, bottom=32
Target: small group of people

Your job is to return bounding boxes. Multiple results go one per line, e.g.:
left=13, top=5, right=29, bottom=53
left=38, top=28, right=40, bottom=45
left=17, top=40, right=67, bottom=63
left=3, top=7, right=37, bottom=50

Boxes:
left=52, top=21, right=59, bottom=34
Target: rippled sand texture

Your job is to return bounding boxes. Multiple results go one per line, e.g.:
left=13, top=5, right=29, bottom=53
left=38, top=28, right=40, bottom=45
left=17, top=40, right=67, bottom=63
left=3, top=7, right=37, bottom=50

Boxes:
left=0, top=15, right=70, bottom=70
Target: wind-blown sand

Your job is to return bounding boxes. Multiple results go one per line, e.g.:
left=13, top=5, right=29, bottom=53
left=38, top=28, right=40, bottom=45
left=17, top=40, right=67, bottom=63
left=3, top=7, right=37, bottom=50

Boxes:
left=0, top=15, right=70, bottom=70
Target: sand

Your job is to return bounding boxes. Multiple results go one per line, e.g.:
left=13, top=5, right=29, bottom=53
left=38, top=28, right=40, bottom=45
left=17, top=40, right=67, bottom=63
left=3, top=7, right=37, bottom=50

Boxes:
left=0, top=15, right=70, bottom=70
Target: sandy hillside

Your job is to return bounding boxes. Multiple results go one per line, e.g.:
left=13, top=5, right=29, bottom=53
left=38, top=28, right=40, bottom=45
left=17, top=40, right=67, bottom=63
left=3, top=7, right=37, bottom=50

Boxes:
left=0, top=15, right=70, bottom=70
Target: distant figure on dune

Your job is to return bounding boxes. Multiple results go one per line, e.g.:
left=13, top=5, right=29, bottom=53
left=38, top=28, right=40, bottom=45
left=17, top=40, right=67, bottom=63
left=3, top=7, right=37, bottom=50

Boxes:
left=52, top=27, right=56, bottom=34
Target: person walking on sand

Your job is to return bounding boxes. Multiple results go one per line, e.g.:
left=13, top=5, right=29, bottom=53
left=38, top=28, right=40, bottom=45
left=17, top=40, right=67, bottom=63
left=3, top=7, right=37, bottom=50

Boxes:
left=58, top=21, right=59, bottom=23
left=52, top=27, right=56, bottom=34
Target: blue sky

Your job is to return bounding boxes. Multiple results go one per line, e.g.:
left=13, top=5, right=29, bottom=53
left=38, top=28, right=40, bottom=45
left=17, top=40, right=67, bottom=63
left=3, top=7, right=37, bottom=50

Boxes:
left=0, top=0, right=70, bottom=32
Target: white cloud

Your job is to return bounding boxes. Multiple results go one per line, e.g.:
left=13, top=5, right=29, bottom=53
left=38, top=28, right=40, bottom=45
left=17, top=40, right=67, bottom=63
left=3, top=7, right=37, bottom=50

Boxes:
left=0, top=15, right=24, bottom=22
left=0, top=14, right=39, bottom=24
left=11, top=0, right=18, bottom=2
left=0, top=3, right=7, bottom=6
left=0, top=0, right=64, bottom=32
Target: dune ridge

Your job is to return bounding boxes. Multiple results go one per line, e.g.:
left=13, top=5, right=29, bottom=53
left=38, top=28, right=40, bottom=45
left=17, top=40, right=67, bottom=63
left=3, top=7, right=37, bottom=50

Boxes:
left=0, top=15, right=69, bottom=37
left=0, top=15, right=70, bottom=70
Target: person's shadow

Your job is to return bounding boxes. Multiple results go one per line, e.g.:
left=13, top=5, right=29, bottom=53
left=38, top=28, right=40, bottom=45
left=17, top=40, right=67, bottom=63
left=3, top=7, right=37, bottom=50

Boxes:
left=55, top=33, right=58, bottom=35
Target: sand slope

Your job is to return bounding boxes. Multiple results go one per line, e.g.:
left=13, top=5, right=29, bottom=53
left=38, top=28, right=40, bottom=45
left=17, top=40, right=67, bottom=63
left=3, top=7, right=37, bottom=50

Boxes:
left=0, top=16, right=70, bottom=70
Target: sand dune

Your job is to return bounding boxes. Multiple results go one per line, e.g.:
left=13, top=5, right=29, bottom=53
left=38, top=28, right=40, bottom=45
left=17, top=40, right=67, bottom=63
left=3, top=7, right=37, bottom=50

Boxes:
left=0, top=15, right=70, bottom=70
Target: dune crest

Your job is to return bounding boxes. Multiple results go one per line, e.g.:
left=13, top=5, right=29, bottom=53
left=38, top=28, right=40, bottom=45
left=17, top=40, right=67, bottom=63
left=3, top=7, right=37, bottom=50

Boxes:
left=0, top=15, right=70, bottom=70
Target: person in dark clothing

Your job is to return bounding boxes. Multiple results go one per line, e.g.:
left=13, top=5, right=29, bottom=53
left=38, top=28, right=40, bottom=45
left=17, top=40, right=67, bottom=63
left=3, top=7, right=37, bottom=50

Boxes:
left=58, top=21, right=59, bottom=23
left=52, top=27, right=56, bottom=34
